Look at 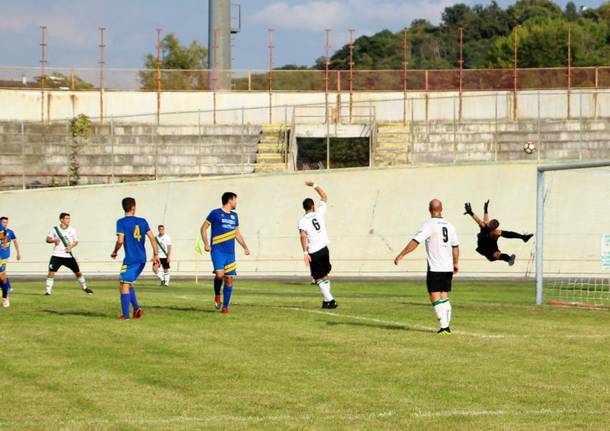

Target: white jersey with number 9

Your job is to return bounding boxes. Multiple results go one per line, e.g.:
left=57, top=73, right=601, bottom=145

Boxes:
left=298, top=201, right=329, bottom=254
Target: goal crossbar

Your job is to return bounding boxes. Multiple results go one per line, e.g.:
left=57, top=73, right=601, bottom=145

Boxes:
left=536, top=160, right=610, bottom=305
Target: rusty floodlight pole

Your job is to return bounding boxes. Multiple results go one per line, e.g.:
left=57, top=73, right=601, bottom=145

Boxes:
left=513, top=25, right=519, bottom=121
left=567, top=24, right=572, bottom=119
left=155, top=28, right=162, bottom=125
left=324, top=29, right=331, bottom=169
left=402, top=27, right=409, bottom=124
left=99, top=26, right=106, bottom=124
left=212, top=27, right=219, bottom=124
left=458, top=27, right=464, bottom=121
left=348, top=28, right=354, bottom=123
left=268, top=28, right=274, bottom=124
left=40, top=25, right=47, bottom=123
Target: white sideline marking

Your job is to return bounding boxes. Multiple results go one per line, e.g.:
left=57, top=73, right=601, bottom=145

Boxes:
left=411, top=408, right=598, bottom=418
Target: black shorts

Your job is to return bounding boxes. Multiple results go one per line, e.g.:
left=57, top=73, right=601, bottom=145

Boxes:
left=49, top=256, right=80, bottom=274
left=159, top=258, right=170, bottom=270
left=426, top=271, right=453, bottom=293
left=309, top=247, right=332, bottom=280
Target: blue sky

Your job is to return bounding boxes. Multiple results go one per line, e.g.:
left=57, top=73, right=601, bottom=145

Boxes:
left=0, top=0, right=606, bottom=70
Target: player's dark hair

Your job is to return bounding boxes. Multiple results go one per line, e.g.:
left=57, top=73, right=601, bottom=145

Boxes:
left=489, top=219, right=500, bottom=230
left=158, top=225, right=164, bottom=229
left=0, top=217, right=7, bottom=222
left=303, top=198, right=314, bottom=211
left=222, top=192, right=237, bottom=205
left=122, top=197, right=136, bottom=212
left=59, top=212, right=70, bottom=220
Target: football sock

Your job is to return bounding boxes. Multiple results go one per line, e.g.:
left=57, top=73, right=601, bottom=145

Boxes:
left=4, top=279, right=11, bottom=295
left=445, top=300, right=452, bottom=326
left=1, top=280, right=8, bottom=299
left=214, top=277, right=222, bottom=296
left=164, top=273, right=171, bottom=286
left=155, top=271, right=164, bottom=281
left=501, top=230, right=526, bottom=240
left=120, top=293, right=131, bottom=319
left=499, top=253, right=511, bottom=262
left=46, top=278, right=54, bottom=291
left=78, top=275, right=88, bottom=290
left=129, top=287, right=140, bottom=310
left=432, top=298, right=449, bottom=328
left=223, top=284, right=233, bottom=308
left=317, top=279, right=334, bottom=301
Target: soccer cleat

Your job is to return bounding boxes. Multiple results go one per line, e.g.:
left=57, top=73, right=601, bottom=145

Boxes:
left=132, top=308, right=144, bottom=319
left=437, top=327, right=452, bottom=335
left=221, top=307, right=229, bottom=314
left=159, top=280, right=165, bottom=286
left=118, top=315, right=129, bottom=321
left=2, top=298, right=9, bottom=308
left=322, top=299, right=338, bottom=309
left=45, top=288, right=52, bottom=296
left=82, top=287, right=94, bottom=295
left=523, top=233, right=534, bottom=243
left=214, top=295, right=222, bottom=310
left=508, top=254, right=516, bottom=266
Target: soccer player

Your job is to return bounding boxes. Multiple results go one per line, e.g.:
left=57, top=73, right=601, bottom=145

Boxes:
left=0, top=217, right=21, bottom=292
left=0, top=227, right=12, bottom=307
left=298, top=181, right=337, bottom=309
left=45, top=212, right=93, bottom=296
left=200, top=192, right=250, bottom=313
left=464, top=200, right=533, bottom=266
left=152, top=225, right=172, bottom=286
left=394, top=199, right=459, bottom=334
left=111, top=197, right=160, bottom=321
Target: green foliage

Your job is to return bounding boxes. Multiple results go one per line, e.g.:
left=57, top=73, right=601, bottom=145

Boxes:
left=297, top=138, right=370, bottom=169
left=140, top=33, right=209, bottom=90
left=68, top=114, right=91, bottom=186
left=35, top=72, right=94, bottom=90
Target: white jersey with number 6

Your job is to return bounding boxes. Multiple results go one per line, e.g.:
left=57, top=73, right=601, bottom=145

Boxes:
left=298, top=201, right=329, bottom=254
left=412, top=217, right=459, bottom=272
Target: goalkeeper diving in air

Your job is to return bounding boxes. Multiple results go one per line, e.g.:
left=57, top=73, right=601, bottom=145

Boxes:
left=464, top=200, right=532, bottom=266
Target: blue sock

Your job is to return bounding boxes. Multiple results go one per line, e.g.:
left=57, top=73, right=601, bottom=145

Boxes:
left=223, top=285, right=233, bottom=308
left=214, top=277, right=222, bottom=296
left=129, top=287, right=140, bottom=310
left=120, top=293, right=131, bottom=319
left=6, top=279, right=11, bottom=293
left=1, top=280, right=8, bottom=299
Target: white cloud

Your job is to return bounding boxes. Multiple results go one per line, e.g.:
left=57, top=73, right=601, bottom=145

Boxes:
left=252, top=0, right=462, bottom=33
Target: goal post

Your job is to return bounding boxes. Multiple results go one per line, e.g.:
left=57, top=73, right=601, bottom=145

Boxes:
left=536, top=160, right=610, bottom=306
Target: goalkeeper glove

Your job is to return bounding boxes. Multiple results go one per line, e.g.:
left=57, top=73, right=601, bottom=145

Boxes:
left=464, top=202, right=473, bottom=216
left=484, top=200, right=490, bottom=213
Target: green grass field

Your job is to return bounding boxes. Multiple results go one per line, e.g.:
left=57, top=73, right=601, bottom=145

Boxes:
left=0, top=278, right=608, bottom=430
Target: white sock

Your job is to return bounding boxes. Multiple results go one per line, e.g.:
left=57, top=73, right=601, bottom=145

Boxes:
left=78, top=276, right=87, bottom=289
left=445, top=300, right=452, bottom=326
left=317, top=279, right=334, bottom=302
left=46, top=278, right=54, bottom=292
left=433, top=299, right=449, bottom=329
left=154, top=271, right=164, bottom=281
left=164, top=273, right=171, bottom=286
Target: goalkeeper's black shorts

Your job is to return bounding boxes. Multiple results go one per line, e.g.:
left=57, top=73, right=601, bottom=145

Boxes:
left=48, top=256, right=80, bottom=273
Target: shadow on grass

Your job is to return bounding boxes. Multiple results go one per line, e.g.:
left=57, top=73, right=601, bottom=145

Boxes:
left=146, top=305, right=218, bottom=314
left=41, top=309, right=108, bottom=318
left=325, top=320, right=432, bottom=333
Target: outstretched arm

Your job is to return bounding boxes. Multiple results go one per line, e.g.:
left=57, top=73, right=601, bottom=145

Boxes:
left=394, top=240, right=419, bottom=265
left=483, top=200, right=490, bottom=223
left=305, top=181, right=327, bottom=202
left=464, top=202, right=486, bottom=228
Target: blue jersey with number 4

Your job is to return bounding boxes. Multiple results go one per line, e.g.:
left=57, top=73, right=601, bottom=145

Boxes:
left=206, top=208, right=239, bottom=254
left=0, top=228, right=9, bottom=261
left=116, top=216, right=150, bottom=265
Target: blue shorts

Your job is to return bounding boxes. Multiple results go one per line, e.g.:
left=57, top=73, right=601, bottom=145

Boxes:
left=120, top=262, right=146, bottom=283
left=0, top=259, right=6, bottom=273
left=211, top=250, right=237, bottom=276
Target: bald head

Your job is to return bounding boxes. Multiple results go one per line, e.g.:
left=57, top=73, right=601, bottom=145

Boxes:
left=429, top=199, right=443, bottom=217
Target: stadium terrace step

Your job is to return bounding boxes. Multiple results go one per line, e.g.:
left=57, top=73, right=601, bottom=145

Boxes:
left=255, top=124, right=290, bottom=173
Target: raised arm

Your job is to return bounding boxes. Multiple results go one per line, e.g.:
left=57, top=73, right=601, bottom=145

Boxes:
left=200, top=221, right=211, bottom=253
left=146, top=230, right=161, bottom=266
left=483, top=200, right=490, bottom=223
left=305, top=181, right=327, bottom=202
left=464, top=202, right=486, bottom=228
left=235, top=227, right=250, bottom=255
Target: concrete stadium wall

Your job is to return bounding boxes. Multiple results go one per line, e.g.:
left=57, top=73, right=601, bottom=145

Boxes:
left=1, top=163, right=607, bottom=281
left=2, top=89, right=610, bottom=124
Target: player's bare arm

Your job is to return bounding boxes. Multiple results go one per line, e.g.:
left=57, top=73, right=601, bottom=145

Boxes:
left=394, top=239, right=419, bottom=265
left=111, top=233, right=124, bottom=259
left=235, top=227, right=250, bottom=255
left=464, top=202, right=486, bottom=228
left=299, top=230, right=311, bottom=266
left=305, top=181, right=328, bottom=202
left=452, top=246, right=460, bottom=274
left=46, top=235, right=60, bottom=245
left=146, top=230, right=161, bottom=266
left=483, top=200, right=490, bottom=223
left=167, top=244, right=172, bottom=263
left=13, top=238, right=21, bottom=260
left=66, top=240, right=79, bottom=253
left=200, top=221, right=211, bottom=252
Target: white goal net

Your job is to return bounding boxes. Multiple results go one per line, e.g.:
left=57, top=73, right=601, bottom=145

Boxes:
left=536, top=161, right=610, bottom=307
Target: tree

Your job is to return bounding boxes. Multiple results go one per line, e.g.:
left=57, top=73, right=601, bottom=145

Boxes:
left=140, top=33, right=208, bottom=90
left=565, top=1, right=578, bottom=21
